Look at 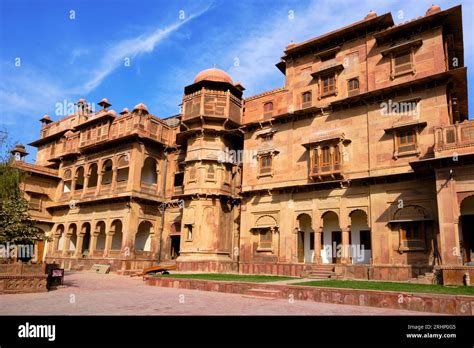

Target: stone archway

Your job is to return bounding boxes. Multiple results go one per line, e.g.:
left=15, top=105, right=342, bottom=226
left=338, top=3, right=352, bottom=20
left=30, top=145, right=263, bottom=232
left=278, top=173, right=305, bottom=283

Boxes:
left=460, top=195, right=474, bottom=263
left=296, top=213, right=313, bottom=264
left=320, top=211, right=341, bottom=264
left=349, top=209, right=371, bottom=264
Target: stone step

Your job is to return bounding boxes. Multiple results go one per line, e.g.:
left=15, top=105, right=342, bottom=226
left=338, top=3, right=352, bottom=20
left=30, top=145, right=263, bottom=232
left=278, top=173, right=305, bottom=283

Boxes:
left=244, top=288, right=282, bottom=299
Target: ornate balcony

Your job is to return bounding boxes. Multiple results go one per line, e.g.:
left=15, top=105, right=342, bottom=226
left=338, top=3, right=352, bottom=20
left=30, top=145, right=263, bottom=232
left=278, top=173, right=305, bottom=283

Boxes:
left=434, top=120, right=474, bottom=157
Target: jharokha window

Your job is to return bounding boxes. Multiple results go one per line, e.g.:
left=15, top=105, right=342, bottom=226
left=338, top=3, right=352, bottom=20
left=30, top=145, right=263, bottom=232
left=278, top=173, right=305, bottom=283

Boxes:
left=259, top=229, right=272, bottom=249
left=309, top=143, right=343, bottom=179
left=259, top=154, right=272, bottom=176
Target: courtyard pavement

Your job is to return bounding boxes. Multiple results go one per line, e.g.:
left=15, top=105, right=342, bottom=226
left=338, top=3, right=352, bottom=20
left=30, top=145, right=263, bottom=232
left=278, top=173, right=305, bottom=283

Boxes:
left=0, top=271, right=430, bottom=315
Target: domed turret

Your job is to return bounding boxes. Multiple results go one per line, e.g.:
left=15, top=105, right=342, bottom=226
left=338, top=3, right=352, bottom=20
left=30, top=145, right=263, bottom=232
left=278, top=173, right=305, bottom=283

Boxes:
left=365, top=10, right=377, bottom=20
left=194, top=68, right=233, bottom=84
left=426, top=4, right=441, bottom=16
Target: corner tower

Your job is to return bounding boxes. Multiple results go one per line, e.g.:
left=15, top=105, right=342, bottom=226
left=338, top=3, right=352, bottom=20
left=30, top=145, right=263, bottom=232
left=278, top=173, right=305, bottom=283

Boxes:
left=176, top=68, right=244, bottom=272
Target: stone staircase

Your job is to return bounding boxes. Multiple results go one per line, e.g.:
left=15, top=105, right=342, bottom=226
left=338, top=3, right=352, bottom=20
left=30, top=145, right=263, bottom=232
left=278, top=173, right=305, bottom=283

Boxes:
left=408, top=272, right=435, bottom=284
left=300, top=265, right=336, bottom=279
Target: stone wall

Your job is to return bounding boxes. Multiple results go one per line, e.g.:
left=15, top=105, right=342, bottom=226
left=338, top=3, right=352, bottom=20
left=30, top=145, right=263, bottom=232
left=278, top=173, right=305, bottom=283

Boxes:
left=0, top=263, right=48, bottom=294
left=146, top=277, right=474, bottom=315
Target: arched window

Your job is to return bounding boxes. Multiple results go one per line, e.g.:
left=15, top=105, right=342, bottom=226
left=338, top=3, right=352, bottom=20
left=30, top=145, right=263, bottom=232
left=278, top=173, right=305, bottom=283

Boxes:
left=63, top=170, right=72, bottom=193
left=263, top=102, right=273, bottom=118
left=101, top=159, right=113, bottom=185
left=74, top=167, right=85, bottom=191
left=302, top=91, right=312, bottom=108
left=68, top=224, right=77, bottom=251
left=56, top=224, right=65, bottom=251
left=141, top=157, right=157, bottom=185
left=348, top=78, right=359, bottom=91
left=117, top=155, right=129, bottom=182
left=87, top=163, right=98, bottom=188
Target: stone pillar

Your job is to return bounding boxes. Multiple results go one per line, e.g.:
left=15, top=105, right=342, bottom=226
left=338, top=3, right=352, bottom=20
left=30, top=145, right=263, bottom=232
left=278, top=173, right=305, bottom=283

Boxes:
left=111, top=168, right=118, bottom=191
left=75, top=234, right=84, bottom=258
left=342, top=226, right=350, bottom=264
left=62, top=235, right=71, bottom=256
left=89, top=232, right=97, bottom=256
left=104, top=232, right=113, bottom=258
left=96, top=169, right=103, bottom=196
left=82, top=173, right=90, bottom=198
left=314, top=228, right=322, bottom=264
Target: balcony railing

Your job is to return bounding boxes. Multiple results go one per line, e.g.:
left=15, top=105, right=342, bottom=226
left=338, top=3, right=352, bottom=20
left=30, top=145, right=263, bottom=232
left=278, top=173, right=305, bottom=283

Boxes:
left=434, top=120, right=474, bottom=153
left=310, top=163, right=343, bottom=179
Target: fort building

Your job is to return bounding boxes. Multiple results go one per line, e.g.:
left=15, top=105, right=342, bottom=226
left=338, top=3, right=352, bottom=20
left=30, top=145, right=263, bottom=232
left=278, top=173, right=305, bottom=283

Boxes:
left=14, top=4, right=474, bottom=282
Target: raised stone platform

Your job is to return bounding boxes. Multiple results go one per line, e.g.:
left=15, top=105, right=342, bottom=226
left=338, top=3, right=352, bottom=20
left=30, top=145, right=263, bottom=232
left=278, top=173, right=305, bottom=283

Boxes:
left=146, top=277, right=474, bottom=315
left=0, top=263, right=48, bottom=294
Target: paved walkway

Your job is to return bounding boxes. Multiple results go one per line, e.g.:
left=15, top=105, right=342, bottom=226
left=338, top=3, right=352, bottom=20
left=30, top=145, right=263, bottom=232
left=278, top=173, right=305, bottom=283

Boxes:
left=0, top=272, right=430, bottom=315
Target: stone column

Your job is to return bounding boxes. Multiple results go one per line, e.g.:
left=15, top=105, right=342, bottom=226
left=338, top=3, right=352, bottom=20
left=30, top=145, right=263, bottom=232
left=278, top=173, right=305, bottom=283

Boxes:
left=314, top=228, right=322, bottom=264
left=96, top=170, right=103, bottom=196
left=103, top=231, right=113, bottom=258
left=111, top=168, right=118, bottom=191
left=89, top=231, right=98, bottom=256
left=342, top=226, right=350, bottom=264
left=75, top=234, right=84, bottom=258
left=82, top=173, right=90, bottom=198
left=62, top=235, right=71, bottom=256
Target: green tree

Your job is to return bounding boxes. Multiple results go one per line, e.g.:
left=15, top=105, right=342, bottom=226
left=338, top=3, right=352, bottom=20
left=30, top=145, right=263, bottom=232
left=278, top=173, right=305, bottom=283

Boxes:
left=0, top=129, right=49, bottom=251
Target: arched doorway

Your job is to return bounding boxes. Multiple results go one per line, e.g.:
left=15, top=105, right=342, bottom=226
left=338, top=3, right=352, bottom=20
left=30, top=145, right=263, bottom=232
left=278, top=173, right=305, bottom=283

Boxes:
left=170, top=222, right=181, bottom=260
left=81, top=222, right=91, bottom=256
left=56, top=224, right=65, bottom=251
left=296, top=214, right=313, bottom=263
left=95, top=221, right=106, bottom=251
left=321, top=211, right=340, bottom=264
left=135, top=221, right=153, bottom=252
left=68, top=224, right=77, bottom=251
left=110, top=220, right=123, bottom=250
left=349, top=210, right=371, bottom=264
left=460, top=195, right=474, bottom=263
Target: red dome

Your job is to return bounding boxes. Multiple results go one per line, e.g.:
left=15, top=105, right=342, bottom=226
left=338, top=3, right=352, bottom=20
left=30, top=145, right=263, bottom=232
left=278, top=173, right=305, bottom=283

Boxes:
left=194, top=68, right=233, bottom=84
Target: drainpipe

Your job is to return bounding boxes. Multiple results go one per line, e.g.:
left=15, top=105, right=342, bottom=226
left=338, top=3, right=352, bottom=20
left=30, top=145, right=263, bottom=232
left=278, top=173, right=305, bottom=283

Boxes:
left=157, top=147, right=169, bottom=265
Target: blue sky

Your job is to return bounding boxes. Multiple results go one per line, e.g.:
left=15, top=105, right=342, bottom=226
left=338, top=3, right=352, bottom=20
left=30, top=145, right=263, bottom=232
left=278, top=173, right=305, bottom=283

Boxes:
left=0, top=0, right=472, bottom=162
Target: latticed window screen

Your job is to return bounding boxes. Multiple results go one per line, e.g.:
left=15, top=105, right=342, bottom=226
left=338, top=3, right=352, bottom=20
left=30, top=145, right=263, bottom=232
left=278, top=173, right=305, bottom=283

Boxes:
left=259, top=229, right=272, bottom=248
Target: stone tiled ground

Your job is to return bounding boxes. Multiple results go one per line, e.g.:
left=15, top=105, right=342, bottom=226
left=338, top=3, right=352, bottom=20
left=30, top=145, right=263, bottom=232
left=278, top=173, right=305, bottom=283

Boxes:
left=0, top=271, right=430, bottom=315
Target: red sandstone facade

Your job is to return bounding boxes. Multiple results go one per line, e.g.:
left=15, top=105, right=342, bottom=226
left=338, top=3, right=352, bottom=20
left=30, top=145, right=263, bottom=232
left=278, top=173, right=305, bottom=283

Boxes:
left=15, top=4, right=474, bottom=283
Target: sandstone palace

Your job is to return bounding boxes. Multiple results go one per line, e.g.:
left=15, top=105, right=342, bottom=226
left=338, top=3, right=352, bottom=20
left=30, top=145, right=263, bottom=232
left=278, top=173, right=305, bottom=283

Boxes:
left=13, top=4, right=474, bottom=283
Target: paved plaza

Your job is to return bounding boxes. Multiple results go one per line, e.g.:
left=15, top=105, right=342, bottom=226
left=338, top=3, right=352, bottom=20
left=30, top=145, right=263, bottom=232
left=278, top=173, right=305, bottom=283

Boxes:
left=0, top=272, right=432, bottom=315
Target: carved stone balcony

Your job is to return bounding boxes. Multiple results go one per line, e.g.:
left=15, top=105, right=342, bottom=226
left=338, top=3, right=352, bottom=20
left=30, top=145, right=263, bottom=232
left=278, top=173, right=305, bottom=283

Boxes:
left=434, top=120, right=474, bottom=157
left=310, top=163, right=344, bottom=181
